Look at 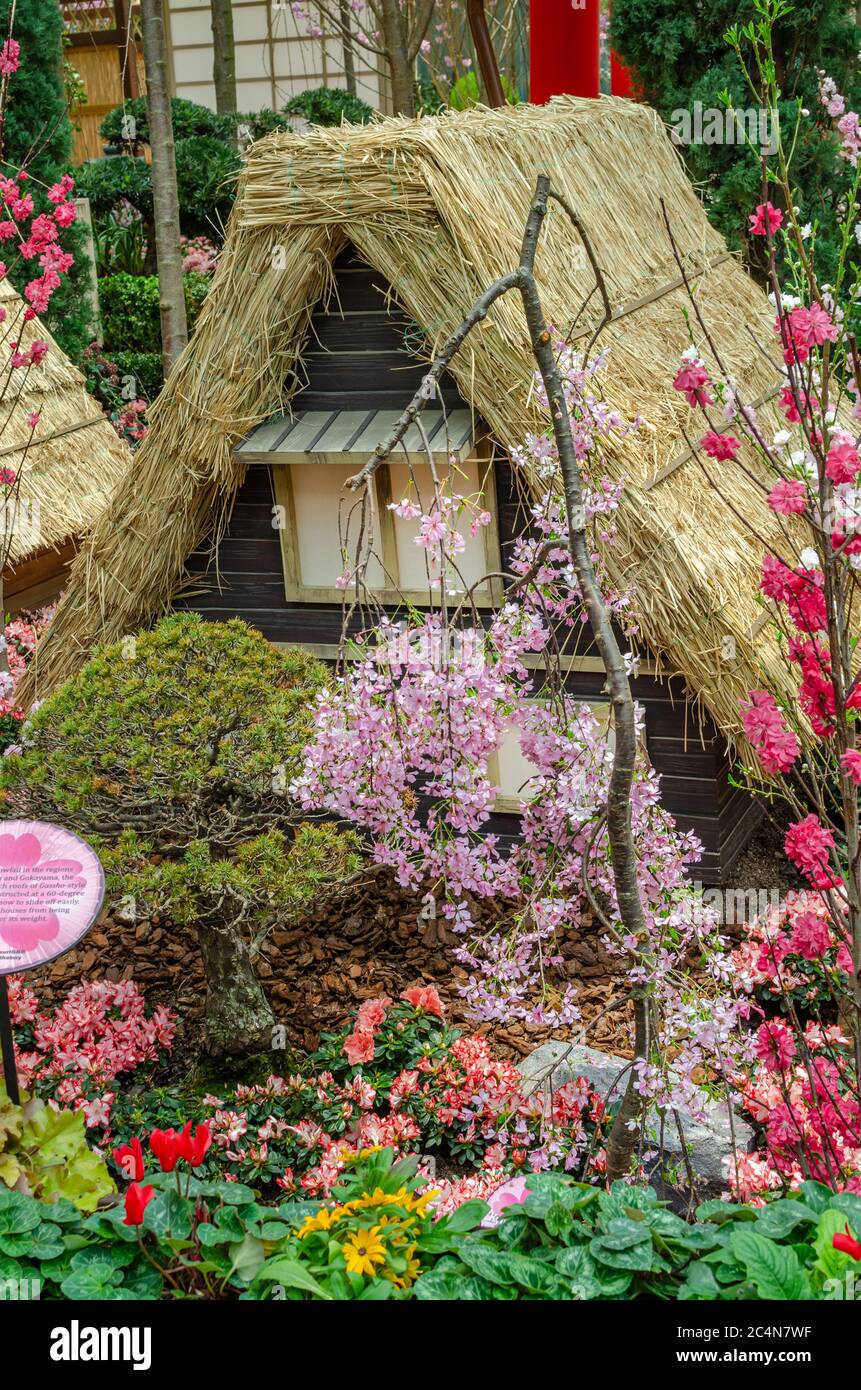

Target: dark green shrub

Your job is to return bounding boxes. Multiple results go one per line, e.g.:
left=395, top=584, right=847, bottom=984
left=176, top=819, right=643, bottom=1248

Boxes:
left=280, top=86, right=375, bottom=127
left=0, top=614, right=360, bottom=1056
left=109, top=351, right=164, bottom=402
left=75, top=156, right=155, bottom=226
left=0, top=0, right=94, bottom=357
left=77, top=140, right=239, bottom=244
left=0, top=614, right=326, bottom=851
left=99, top=272, right=211, bottom=353
left=100, top=96, right=236, bottom=149
left=610, top=0, right=861, bottom=281
left=173, top=136, right=240, bottom=237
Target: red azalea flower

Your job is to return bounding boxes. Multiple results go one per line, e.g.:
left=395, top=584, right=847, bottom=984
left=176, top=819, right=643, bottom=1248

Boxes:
left=123, top=1182, right=155, bottom=1227
left=833, top=1224, right=861, bottom=1260
left=113, top=1136, right=146, bottom=1182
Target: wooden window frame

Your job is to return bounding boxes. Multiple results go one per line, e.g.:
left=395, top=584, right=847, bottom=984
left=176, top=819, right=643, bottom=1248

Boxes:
left=488, top=694, right=612, bottom=814
left=270, top=434, right=505, bottom=608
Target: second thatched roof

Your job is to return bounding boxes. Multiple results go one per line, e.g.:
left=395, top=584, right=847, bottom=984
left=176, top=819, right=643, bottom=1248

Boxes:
left=17, top=96, right=799, bottom=749
left=0, top=276, right=131, bottom=573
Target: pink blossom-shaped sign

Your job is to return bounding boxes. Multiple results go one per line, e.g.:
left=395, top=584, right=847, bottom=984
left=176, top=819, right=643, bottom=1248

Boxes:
left=0, top=820, right=103, bottom=975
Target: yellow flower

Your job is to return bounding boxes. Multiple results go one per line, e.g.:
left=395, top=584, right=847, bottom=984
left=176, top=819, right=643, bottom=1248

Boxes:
left=406, top=1189, right=439, bottom=1216
left=341, top=1226, right=387, bottom=1277
left=297, top=1207, right=340, bottom=1238
left=356, top=1186, right=411, bottom=1209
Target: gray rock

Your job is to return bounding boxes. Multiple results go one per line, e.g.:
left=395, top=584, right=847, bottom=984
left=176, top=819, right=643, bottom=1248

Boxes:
left=519, top=1041, right=754, bottom=1184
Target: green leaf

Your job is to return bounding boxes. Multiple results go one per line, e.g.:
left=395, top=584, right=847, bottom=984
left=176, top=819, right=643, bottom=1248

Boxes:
left=678, top=1259, right=722, bottom=1300
left=729, top=1228, right=805, bottom=1299
left=438, top=1199, right=487, bottom=1234
left=228, top=1233, right=265, bottom=1285
left=696, top=1199, right=758, bottom=1225
left=120, top=1261, right=163, bottom=1300
left=591, top=1233, right=655, bottom=1272
left=799, top=1181, right=837, bottom=1214
left=413, top=1267, right=467, bottom=1300
left=61, top=1262, right=126, bottom=1299
left=459, top=1245, right=518, bottom=1287
left=544, top=1202, right=574, bottom=1238
left=0, top=1192, right=40, bottom=1237
left=255, top=1256, right=331, bottom=1300
left=754, top=1201, right=818, bottom=1240
left=505, top=1252, right=567, bottom=1298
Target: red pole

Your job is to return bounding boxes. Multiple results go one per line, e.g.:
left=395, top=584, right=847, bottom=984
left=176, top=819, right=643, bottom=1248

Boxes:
left=529, top=0, right=600, bottom=103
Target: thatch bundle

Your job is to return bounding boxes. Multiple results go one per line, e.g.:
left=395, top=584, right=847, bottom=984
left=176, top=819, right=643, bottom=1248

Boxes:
left=0, top=275, right=131, bottom=570
left=18, top=96, right=802, bottom=751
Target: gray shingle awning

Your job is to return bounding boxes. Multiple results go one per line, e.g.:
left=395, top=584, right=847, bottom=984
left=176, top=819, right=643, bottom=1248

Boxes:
left=235, top=408, right=476, bottom=464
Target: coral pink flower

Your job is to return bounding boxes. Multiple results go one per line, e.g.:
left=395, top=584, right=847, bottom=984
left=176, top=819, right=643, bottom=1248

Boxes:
left=401, top=984, right=445, bottom=1018
left=740, top=690, right=799, bottom=774
left=841, top=749, right=861, bottom=785
left=355, top=996, right=390, bottom=1033
left=755, top=1020, right=795, bottom=1072
left=826, top=439, right=861, bottom=485
left=784, top=815, right=836, bottom=882
left=673, top=361, right=713, bottom=408
left=343, top=1028, right=375, bottom=1066
left=749, top=201, right=783, bottom=236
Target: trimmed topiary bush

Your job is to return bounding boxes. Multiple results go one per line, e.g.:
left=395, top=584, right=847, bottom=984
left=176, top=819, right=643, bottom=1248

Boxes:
left=98, top=272, right=211, bottom=355
left=280, top=86, right=375, bottom=127
left=0, top=614, right=362, bottom=1056
left=100, top=96, right=236, bottom=149
left=0, top=614, right=327, bottom=851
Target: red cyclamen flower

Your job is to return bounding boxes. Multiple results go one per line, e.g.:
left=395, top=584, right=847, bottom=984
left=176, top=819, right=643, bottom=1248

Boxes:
left=833, top=1225, right=861, bottom=1260
left=113, top=1136, right=146, bottom=1182
left=123, top=1182, right=155, bottom=1227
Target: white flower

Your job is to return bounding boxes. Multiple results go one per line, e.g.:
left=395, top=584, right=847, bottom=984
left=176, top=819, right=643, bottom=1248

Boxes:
left=800, top=546, right=820, bottom=569
left=800, top=222, right=812, bottom=239
left=772, top=429, right=791, bottom=447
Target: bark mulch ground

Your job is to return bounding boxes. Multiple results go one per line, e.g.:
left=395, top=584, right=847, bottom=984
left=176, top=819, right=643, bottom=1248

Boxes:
left=37, top=865, right=633, bottom=1064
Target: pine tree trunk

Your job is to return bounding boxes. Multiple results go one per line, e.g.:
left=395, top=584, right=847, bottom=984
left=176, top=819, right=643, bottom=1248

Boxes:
left=380, top=0, right=415, bottom=115
left=210, top=0, right=237, bottom=114
left=196, top=920, right=275, bottom=1056
left=140, top=0, right=188, bottom=378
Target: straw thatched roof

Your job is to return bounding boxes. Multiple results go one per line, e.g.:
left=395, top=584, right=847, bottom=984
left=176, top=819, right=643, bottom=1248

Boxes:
left=17, top=96, right=800, bottom=750
left=0, top=275, right=131, bottom=570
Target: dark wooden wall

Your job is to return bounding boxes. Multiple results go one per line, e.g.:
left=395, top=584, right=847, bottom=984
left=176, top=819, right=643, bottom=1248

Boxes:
left=177, top=247, right=761, bottom=883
